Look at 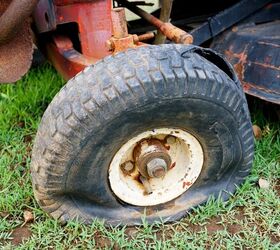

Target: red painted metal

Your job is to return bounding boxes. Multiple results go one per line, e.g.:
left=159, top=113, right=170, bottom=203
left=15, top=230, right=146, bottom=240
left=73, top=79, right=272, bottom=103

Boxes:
left=46, top=35, right=96, bottom=79
left=111, top=7, right=128, bottom=39
left=54, top=0, right=93, bottom=5
left=43, top=2, right=152, bottom=78
left=35, top=0, right=192, bottom=79
left=108, top=7, right=153, bottom=54
left=55, top=0, right=113, bottom=58
left=34, top=0, right=114, bottom=79
left=108, top=7, right=136, bottom=53
left=34, top=0, right=192, bottom=79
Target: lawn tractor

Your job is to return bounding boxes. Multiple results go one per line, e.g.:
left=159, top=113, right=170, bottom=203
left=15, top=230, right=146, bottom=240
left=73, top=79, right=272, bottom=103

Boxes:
left=0, top=0, right=279, bottom=225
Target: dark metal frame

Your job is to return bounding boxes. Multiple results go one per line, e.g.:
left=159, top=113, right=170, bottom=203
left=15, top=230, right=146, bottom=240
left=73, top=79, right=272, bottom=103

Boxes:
left=190, top=0, right=272, bottom=45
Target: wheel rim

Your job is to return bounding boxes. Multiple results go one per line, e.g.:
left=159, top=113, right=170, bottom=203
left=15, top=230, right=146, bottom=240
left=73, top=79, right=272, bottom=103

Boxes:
left=108, top=128, right=204, bottom=206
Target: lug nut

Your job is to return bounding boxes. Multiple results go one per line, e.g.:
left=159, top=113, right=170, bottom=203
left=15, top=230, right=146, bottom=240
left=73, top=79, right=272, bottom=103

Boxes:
left=147, top=158, right=168, bottom=178
left=121, top=161, right=135, bottom=172
left=166, top=135, right=176, bottom=144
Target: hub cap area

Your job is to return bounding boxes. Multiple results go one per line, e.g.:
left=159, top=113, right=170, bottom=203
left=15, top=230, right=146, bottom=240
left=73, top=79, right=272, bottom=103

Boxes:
left=108, top=128, right=204, bottom=206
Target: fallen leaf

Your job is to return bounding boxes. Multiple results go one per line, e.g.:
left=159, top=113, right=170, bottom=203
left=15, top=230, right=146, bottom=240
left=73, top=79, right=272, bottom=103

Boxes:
left=23, top=134, right=33, bottom=143
left=23, top=210, right=34, bottom=224
left=17, top=121, right=25, bottom=128
left=253, top=125, right=262, bottom=140
left=258, top=178, right=270, bottom=189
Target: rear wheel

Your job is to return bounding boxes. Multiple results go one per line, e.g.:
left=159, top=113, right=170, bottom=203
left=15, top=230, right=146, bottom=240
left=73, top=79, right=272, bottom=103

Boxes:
left=31, top=44, right=254, bottom=225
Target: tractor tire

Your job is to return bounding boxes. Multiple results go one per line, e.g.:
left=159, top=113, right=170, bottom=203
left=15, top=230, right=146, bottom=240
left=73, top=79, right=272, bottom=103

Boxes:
left=31, top=44, right=254, bottom=225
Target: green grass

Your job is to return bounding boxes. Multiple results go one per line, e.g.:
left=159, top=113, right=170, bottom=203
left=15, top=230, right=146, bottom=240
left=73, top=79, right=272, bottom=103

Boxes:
left=0, top=65, right=279, bottom=249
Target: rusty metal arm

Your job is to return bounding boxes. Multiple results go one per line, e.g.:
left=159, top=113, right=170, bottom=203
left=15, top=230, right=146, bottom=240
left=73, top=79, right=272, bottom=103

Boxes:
left=117, top=0, right=193, bottom=44
left=0, top=0, right=38, bottom=45
left=154, top=0, right=173, bottom=44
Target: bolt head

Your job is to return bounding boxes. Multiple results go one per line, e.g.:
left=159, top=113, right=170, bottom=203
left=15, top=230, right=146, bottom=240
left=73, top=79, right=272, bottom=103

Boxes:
left=147, top=158, right=168, bottom=178
left=152, top=168, right=166, bottom=178
left=166, top=136, right=176, bottom=144
left=122, top=161, right=134, bottom=172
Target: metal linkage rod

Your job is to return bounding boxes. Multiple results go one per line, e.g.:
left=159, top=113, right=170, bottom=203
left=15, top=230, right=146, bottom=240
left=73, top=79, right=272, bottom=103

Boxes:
left=117, top=0, right=193, bottom=44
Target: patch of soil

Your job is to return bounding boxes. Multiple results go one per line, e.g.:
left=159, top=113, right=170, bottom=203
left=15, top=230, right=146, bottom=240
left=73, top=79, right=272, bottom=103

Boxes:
left=269, top=233, right=280, bottom=244
left=226, top=224, right=243, bottom=235
left=234, top=206, right=246, bottom=221
left=178, top=208, right=246, bottom=236
left=94, top=231, right=112, bottom=249
left=10, top=225, right=32, bottom=246
left=188, top=216, right=224, bottom=234
left=125, top=226, right=138, bottom=239
left=205, top=217, right=224, bottom=234
left=224, top=207, right=245, bottom=235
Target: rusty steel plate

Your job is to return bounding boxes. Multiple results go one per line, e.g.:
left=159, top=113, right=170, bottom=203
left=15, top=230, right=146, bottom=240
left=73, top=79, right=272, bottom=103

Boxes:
left=0, top=0, right=33, bottom=83
left=211, top=21, right=280, bottom=104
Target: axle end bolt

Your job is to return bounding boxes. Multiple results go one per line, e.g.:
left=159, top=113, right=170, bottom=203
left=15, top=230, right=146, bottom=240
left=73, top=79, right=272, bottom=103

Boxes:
left=147, top=158, right=168, bottom=178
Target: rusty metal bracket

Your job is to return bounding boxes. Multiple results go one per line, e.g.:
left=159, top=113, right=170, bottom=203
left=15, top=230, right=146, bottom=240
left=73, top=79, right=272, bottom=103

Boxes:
left=211, top=20, right=280, bottom=105
left=107, top=7, right=154, bottom=53
left=108, top=7, right=136, bottom=52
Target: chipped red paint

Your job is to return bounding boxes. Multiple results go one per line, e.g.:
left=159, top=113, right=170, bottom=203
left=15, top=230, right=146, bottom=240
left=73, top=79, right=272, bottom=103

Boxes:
left=182, top=181, right=192, bottom=189
left=55, top=1, right=113, bottom=58
left=107, top=8, right=152, bottom=54
left=111, top=8, right=128, bottom=39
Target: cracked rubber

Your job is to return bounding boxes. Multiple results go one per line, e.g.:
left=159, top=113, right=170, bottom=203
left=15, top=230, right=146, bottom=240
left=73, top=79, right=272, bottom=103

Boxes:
left=31, top=44, right=254, bottom=225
